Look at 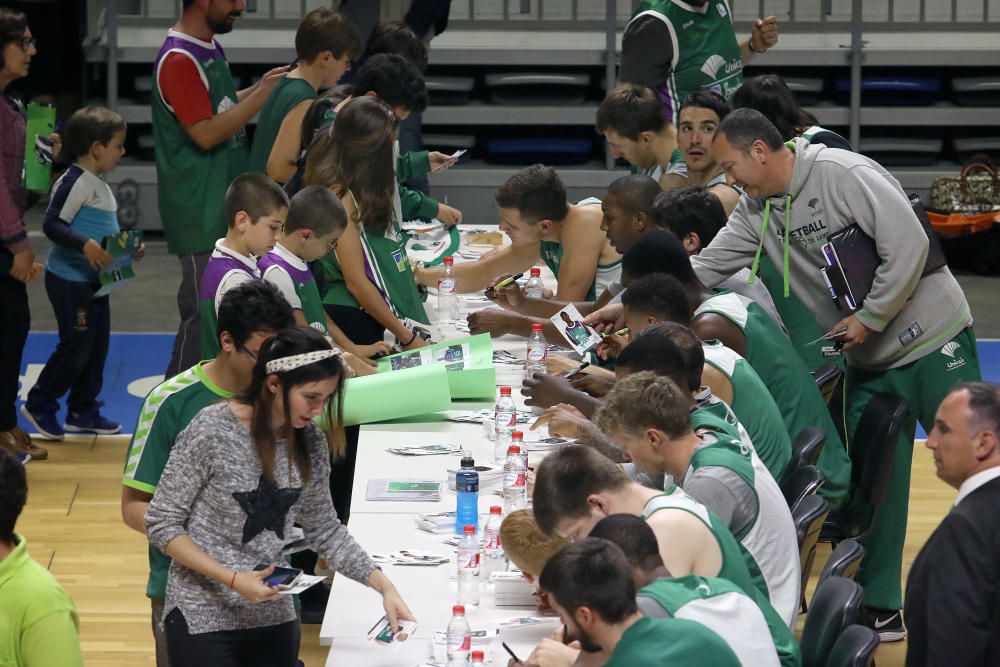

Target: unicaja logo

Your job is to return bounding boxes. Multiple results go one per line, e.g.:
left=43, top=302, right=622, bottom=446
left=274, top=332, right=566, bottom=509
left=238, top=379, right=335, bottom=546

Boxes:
left=941, top=341, right=966, bottom=370
left=701, top=54, right=727, bottom=79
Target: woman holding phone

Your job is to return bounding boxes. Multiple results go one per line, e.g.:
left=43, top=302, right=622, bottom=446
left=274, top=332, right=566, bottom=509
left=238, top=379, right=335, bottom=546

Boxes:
left=145, top=326, right=413, bottom=665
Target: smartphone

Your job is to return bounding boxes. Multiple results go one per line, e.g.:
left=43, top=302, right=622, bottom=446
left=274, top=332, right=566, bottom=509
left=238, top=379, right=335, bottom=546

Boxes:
left=253, top=564, right=302, bottom=587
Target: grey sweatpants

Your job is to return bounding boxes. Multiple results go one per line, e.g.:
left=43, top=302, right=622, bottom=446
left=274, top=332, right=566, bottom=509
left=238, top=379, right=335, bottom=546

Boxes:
left=165, top=252, right=210, bottom=378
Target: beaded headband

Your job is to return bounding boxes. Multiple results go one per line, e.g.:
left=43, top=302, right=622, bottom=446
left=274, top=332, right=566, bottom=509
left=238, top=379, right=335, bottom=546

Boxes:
left=264, top=348, right=341, bottom=375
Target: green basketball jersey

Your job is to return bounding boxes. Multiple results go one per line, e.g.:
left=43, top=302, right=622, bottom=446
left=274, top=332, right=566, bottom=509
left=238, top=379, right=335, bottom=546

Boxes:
left=539, top=198, right=621, bottom=302
left=629, top=0, right=743, bottom=123
left=122, top=363, right=232, bottom=598
left=695, top=289, right=851, bottom=504
left=638, top=576, right=799, bottom=667
left=702, top=339, right=792, bottom=480
left=152, top=31, right=249, bottom=256
left=248, top=76, right=316, bottom=175
left=606, top=616, right=741, bottom=667
left=632, top=147, right=687, bottom=182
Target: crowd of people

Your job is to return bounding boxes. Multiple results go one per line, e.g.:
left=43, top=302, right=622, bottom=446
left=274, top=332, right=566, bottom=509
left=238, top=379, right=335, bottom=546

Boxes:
left=1, top=1, right=998, bottom=666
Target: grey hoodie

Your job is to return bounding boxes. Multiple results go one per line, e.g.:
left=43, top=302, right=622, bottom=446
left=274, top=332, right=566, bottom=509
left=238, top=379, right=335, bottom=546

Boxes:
left=692, top=138, right=972, bottom=370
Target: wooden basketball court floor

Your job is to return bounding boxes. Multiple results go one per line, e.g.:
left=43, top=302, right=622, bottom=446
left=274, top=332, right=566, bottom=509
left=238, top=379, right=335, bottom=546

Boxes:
left=17, top=434, right=944, bottom=667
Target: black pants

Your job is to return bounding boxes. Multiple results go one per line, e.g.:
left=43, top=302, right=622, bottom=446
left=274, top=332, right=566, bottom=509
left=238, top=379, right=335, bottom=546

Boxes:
left=324, top=304, right=385, bottom=346
left=26, top=272, right=109, bottom=415
left=163, top=608, right=299, bottom=667
left=0, top=256, right=30, bottom=431
left=166, top=252, right=210, bottom=377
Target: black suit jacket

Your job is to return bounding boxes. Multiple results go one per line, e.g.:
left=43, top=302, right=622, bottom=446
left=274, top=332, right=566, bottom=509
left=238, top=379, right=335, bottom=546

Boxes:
left=905, top=475, right=1000, bottom=667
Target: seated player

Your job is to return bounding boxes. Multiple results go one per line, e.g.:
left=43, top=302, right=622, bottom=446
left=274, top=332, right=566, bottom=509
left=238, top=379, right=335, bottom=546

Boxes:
left=676, top=91, right=741, bottom=215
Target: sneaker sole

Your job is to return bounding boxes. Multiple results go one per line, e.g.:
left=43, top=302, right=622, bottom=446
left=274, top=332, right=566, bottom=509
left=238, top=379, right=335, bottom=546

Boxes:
left=19, top=405, right=65, bottom=441
left=64, top=423, right=122, bottom=435
left=877, top=629, right=907, bottom=642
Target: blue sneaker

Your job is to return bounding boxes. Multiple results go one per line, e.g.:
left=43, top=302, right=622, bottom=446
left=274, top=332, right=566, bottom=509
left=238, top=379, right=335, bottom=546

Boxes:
left=20, top=404, right=65, bottom=441
left=65, top=405, right=121, bottom=435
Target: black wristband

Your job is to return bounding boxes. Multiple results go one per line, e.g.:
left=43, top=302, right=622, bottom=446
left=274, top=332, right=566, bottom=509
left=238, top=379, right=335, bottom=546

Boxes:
left=403, top=330, right=418, bottom=346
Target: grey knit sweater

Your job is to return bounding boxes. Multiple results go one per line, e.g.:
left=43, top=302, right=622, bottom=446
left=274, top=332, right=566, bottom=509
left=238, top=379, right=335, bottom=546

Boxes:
left=145, top=401, right=376, bottom=634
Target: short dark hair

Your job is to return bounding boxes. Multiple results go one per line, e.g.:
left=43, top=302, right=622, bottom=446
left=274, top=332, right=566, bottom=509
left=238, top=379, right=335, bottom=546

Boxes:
left=363, top=21, right=428, bottom=72
left=295, top=7, right=362, bottom=62
left=299, top=84, right=353, bottom=151
left=596, top=84, right=668, bottom=140
left=216, top=281, right=295, bottom=346
left=679, top=90, right=731, bottom=123
left=621, top=228, right=697, bottom=285
left=606, top=175, right=661, bottom=218
left=352, top=53, right=428, bottom=114
left=539, top=538, right=638, bottom=624
left=532, top=446, right=630, bottom=536
left=0, top=447, right=27, bottom=543
left=588, top=514, right=664, bottom=573
left=617, top=321, right=703, bottom=392
left=495, top=164, right=569, bottom=223
left=621, top=274, right=692, bottom=327
left=224, top=172, right=290, bottom=226
left=650, top=186, right=728, bottom=248
left=730, top=74, right=817, bottom=142
left=0, top=7, right=27, bottom=70
left=64, top=106, right=126, bottom=159
left=284, top=185, right=347, bottom=235
left=956, top=381, right=1000, bottom=437
left=716, top=108, right=786, bottom=152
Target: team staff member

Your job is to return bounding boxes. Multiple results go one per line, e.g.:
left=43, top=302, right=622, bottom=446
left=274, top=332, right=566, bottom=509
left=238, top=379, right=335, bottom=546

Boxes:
left=619, top=0, right=778, bottom=123
left=154, top=0, right=287, bottom=377
left=694, top=109, right=982, bottom=640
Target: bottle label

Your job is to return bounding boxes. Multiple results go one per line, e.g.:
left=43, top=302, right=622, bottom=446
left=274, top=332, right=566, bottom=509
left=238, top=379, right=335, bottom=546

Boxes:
left=448, top=634, right=472, bottom=653
left=526, top=288, right=544, bottom=299
left=462, top=552, right=481, bottom=569
left=527, top=346, right=546, bottom=362
left=438, top=278, right=456, bottom=294
left=495, top=411, right=515, bottom=428
left=486, top=533, right=501, bottom=550
left=505, top=472, right=526, bottom=488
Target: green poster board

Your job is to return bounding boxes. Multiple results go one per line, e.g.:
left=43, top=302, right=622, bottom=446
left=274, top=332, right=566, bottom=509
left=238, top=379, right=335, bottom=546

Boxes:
left=341, top=364, right=452, bottom=426
left=376, top=333, right=496, bottom=400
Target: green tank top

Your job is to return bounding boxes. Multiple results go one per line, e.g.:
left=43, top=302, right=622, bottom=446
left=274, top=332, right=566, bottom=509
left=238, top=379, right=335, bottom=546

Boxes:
left=539, top=198, right=621, bottom=302
left=152, top=32, right=249, bottom=256
left=702, top=339, right=792, bottom=481
left=319, top=194, right=428, bottom=326
left=694, top=289, right=851, bottom=504
left=248, top=76, right=316, bottom=175
left=629, top=0, right=743, bottom=123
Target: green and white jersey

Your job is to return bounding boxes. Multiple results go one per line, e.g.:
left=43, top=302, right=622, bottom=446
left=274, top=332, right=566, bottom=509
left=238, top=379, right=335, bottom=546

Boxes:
left=606, top=616, right=741, bottom=667
left=633, top=147, right=688, bottom=182
left=695, top=289, right=851, bottom=504
left=638, top=576, right=786, bottom=667
left=122, top=363, right=232, bottom=598
left=539, top=197, right=621, bottom=302
left=259, top=243, right=329, bottom=334
left=628, top=0, right=743, bottom=123
left=684, top=431, right=800, bottom=628
left=702, top=339, right=792, bottom=480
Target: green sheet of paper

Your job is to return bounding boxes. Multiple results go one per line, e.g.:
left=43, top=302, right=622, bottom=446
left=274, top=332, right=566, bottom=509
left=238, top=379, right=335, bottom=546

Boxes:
left=341, top=364, right=451, bottom=425
left=376, top=333, right=496, bottom=400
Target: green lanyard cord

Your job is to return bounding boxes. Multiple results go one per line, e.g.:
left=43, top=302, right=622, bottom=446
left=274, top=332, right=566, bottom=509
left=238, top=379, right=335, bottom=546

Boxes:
left=782, top=194, right=791, bottom=298
left=747, top=195, right=792, bottom=298
left=748, top=199, right=771, bottom=285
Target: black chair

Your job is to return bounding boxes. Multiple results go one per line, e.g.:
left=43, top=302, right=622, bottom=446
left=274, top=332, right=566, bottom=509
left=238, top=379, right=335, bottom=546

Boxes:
left=794, top=495, right=831, bottom=613
left=813, top=363, right=845, bottom=405
left=801, top=577, right=865, bottom=667
left=822, top=392, right=909, bottom=544
left=825, top=625, right=880, bottom=667
left=782, top=464, right=826, bottom=512
left=817, top=539, right=866, bottom=592
left=786, top=427, right=827, bottom=482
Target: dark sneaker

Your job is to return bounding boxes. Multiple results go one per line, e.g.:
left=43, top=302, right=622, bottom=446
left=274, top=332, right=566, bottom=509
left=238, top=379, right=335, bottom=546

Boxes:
left=65, top=407, right=122, bottom=435
left=865, top=606, right=906, bottom=642
left=19, top=404, right=65, bottom=441
left=17, top=451, right=30, bottom=464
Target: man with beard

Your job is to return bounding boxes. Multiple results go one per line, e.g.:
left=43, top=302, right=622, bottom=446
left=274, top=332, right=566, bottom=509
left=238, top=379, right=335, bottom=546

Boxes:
left=153, top=0, right=288, bottom=377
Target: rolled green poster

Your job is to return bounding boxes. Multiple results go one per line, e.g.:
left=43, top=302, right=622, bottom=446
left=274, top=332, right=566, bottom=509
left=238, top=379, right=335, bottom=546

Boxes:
left=23, top=103, right=56, bottom=193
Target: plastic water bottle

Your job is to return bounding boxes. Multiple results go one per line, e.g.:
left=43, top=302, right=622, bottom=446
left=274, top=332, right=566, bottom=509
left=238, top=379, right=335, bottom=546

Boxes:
left=503, top=445, right=527, bottom=515
left=457, top=525, right=481, bottom=607
left=456, top=456, right=479, bottom=535
left=482, top=505, right=505, bottom=580
left=446, top=604, right=472, bottom=665
left=471, top=650, right=486, bottom=667
left=525, top=323, right=547, bottom=376
left=494, top=387, right=516, bottom=462
left=438, top=256, right=458, bottom=320
left=511, top=431, right=528, bottom=473
left=525, top=267, right=545, bottom=299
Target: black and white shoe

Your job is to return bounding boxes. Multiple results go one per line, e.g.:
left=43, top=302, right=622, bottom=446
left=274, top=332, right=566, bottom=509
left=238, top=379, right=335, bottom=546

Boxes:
left=865, top=606, right=906, bottom=642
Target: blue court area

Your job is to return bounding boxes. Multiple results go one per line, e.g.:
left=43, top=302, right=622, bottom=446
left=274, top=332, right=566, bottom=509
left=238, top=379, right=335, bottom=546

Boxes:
left=14, top=333, right=1000, bottom=437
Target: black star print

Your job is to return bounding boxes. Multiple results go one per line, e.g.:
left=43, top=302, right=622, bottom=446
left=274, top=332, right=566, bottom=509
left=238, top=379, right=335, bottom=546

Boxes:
left=232, top=475, right=302, bottom=545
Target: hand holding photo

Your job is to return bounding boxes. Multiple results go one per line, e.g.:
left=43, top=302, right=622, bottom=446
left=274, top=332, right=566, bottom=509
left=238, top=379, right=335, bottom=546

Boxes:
left=550, top=304, right=602, bottom=355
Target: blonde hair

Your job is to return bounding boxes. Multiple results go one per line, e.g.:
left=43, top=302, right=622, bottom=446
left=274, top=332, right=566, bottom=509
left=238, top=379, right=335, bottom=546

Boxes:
left=499, top=509, right=568, bottom=577
left=594, top=371, right=692, bottom=440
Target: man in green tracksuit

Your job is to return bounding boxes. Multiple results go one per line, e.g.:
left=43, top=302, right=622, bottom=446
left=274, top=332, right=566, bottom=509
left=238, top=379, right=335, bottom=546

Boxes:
left=694, top=108, right=982, bottom=640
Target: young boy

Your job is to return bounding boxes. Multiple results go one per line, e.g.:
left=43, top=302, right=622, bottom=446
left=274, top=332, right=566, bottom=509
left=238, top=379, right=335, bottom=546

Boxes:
left=258, top=185, right=390, bottom=375
left=122, top=281, right=294, bottom=667
left=21, top=106, right=142, bottom=441
left=198, top=172, right=288, bottom=361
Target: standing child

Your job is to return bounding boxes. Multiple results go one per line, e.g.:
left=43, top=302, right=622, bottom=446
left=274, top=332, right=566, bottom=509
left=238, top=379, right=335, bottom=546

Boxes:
left=199, top=172, right=288, bottom=361
left=21, top=106, right=142, bottom=441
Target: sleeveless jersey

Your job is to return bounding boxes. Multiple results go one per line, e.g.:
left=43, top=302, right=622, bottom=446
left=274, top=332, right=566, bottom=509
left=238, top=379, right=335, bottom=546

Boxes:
left=695, top=290, right=851, bottom=503
left=198, top=244, right=260, bottom=360
left=638, top=575, right=794, bottom=667
left=258, top=245, right=328, bottom=334
left=633, top=148, right=688, bottom=182
left=629, top=0, right=743, bottom=123
left=685, top=432, right=800, bottom=628
left=539, top=197, right=621, bottom=301
left=152, top=31, right=248, bottom=256
left=248, top=76, right=316, bottom=175
left=605, top=616, right=741, bottom=667
left=702, top=340, right=792, bottom=480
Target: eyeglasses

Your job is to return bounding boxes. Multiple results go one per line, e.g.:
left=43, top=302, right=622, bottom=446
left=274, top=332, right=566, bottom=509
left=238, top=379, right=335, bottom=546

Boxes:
left=17, top=36, right=36, bottom=51
left=238, top=344, right=258, bottom=361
